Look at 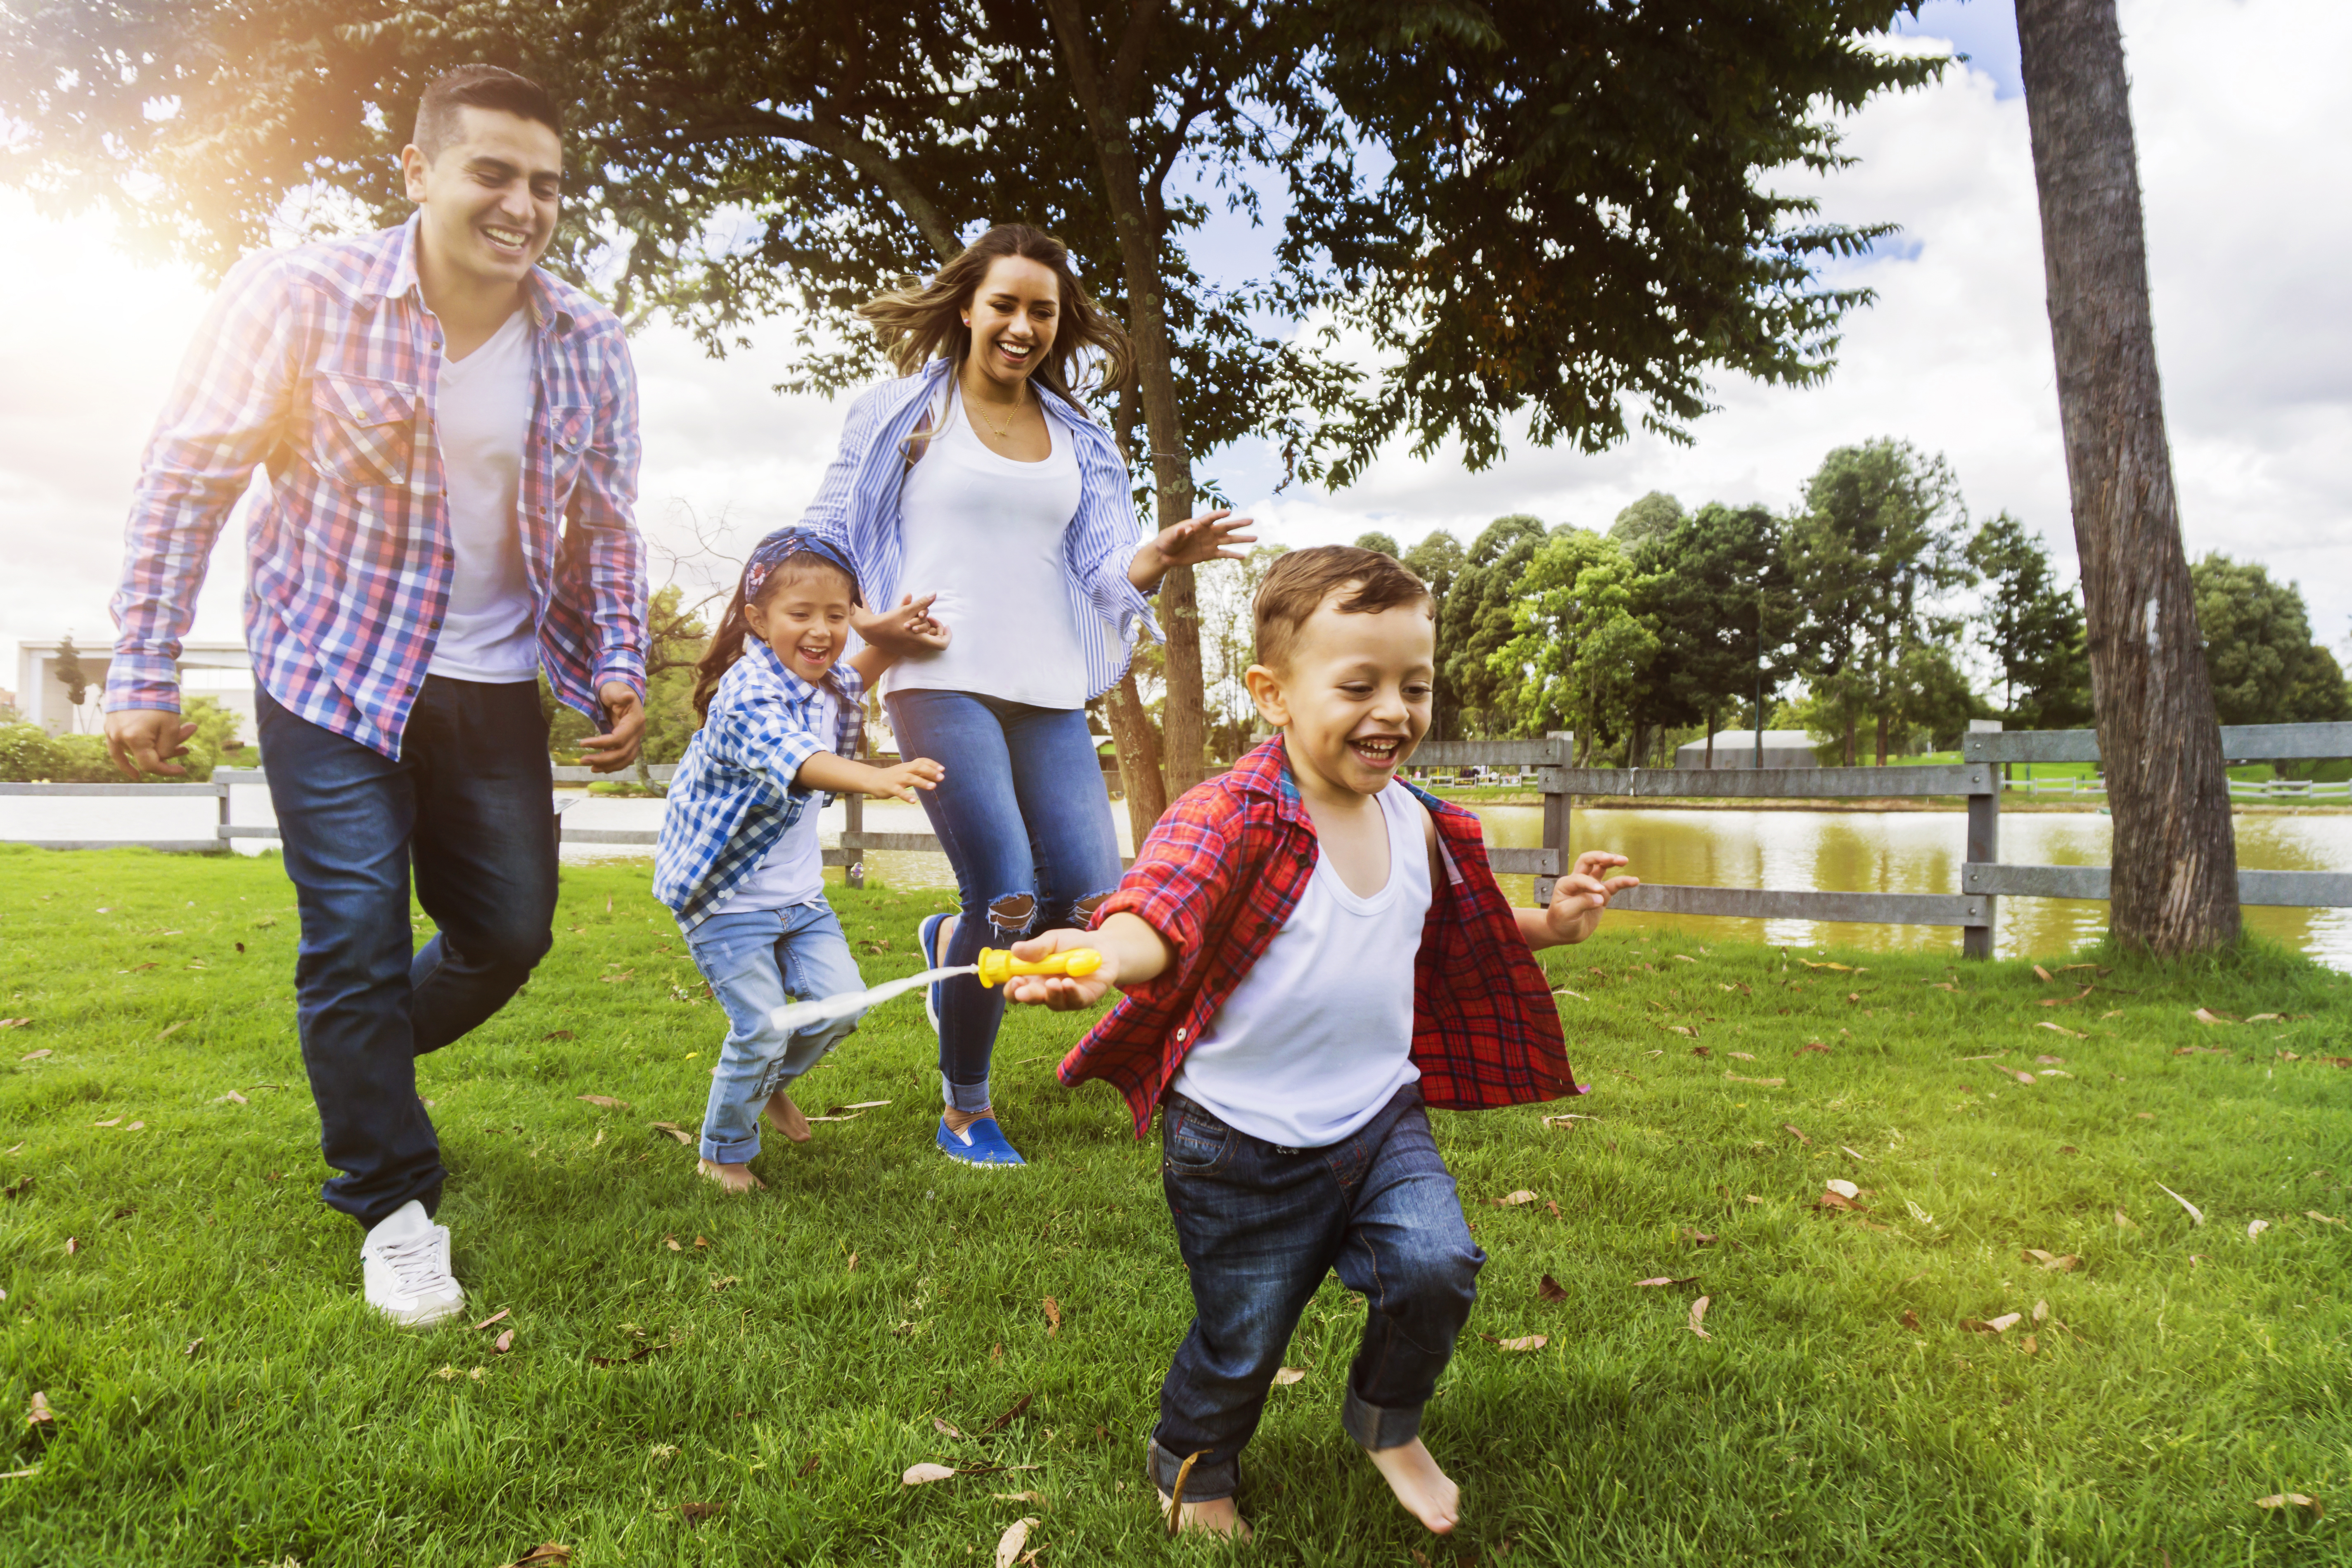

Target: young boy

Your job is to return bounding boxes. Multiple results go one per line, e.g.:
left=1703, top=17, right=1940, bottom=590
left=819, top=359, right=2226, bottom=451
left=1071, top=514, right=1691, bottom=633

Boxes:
left=1005, top=545, right=1637, bottom=1539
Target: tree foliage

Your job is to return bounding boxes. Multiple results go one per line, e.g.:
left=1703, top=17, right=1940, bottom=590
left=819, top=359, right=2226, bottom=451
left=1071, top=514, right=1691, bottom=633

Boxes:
left=2189, top=554, right=2350, bottom=729
left=1966, top=511, right=2090, bottom=728
left=1490, top=529, right=1656, bottom=760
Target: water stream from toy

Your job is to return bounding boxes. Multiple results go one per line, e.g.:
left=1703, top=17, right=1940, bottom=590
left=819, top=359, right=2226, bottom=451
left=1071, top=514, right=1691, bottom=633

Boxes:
left=770, top=947, right=1101, bottom=1033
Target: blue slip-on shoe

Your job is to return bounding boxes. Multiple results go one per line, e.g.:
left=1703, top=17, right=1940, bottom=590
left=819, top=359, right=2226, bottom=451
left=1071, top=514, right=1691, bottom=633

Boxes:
left=917, top=912, right=950, bottom=1039
left=936, top=1115, right=1026, bottom=1167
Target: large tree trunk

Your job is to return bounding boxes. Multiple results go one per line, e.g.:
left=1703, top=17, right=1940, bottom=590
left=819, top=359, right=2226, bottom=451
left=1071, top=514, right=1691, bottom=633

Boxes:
left=1042, top=0, right=1209, bottom=798
left=2016, top=0, right=2239, bottom=953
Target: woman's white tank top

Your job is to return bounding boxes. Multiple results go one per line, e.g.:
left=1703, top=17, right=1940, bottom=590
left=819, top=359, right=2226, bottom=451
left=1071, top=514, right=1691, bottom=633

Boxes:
left=881, top=385, right=1087, bottom=710
left=1169, top=781, right=1430, bottom=1148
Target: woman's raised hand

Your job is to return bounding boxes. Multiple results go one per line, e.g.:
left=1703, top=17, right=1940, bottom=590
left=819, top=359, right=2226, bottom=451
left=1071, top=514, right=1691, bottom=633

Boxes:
left=1128, top=509, right=1259, bottom=590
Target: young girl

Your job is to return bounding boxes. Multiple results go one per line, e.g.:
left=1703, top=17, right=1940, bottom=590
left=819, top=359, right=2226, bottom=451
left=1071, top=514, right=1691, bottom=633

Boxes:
left=655, top=528, right=948, bottom=1192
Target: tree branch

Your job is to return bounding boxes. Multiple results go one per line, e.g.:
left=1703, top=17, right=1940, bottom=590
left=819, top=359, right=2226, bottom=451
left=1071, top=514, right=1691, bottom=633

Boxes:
left=639, top=107, right=962, bottom=263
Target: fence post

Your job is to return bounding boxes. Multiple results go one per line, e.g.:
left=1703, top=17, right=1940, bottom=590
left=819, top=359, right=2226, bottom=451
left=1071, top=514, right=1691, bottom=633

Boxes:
left=1534, top=731, right=1573, bottom=907
left=1963, top=726, right=2000, bottom=960
left=843, top=792, right=865, bottom=891
left=216, top=775, right=232, bottom=848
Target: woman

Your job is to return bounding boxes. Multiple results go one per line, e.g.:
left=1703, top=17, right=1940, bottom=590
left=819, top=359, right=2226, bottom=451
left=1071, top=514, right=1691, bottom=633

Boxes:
left=802, top=223, right=1251, bottom=1167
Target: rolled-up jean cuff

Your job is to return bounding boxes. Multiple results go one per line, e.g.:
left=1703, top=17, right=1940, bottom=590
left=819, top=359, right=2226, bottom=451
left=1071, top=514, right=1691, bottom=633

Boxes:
left=1342, top=1384, right=1423, bottom=1452
left=1146, top=1436, right=1239, bottom=1502
left=941, top=1072, right=993, bottom=1114
left=700, top=1131, right=759, bottom=1165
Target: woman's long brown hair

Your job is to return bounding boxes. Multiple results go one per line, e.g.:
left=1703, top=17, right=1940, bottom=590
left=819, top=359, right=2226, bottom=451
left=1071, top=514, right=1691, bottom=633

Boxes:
left=857, top=224, right=1133, bottom=407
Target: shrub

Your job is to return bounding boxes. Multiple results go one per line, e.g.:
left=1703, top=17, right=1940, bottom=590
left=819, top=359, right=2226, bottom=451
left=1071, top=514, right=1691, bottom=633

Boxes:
left=0, top=722, right=62, bottom=782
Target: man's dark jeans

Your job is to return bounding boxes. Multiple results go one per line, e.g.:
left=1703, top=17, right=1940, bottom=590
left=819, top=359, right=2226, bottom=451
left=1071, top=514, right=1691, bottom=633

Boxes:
left=258, top=676, right=557, bottom=1228
left=1147, top=1084, right=1485, bottom=1503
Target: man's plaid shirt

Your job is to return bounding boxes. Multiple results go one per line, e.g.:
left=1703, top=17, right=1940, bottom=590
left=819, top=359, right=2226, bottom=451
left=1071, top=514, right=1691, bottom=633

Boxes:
left=106, top=213, right=646, bottom=758
left=655, top=643, right=865, bottom=931
left=1061, top=736, right=1587, bottom=1137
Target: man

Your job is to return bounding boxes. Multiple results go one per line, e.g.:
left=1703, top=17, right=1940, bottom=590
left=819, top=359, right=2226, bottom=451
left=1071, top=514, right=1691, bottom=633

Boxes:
left=104, top=66, right=647, bottom=1326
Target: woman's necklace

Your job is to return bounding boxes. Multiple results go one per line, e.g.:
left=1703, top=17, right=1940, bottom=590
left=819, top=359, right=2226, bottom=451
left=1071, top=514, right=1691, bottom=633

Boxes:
left=966, top=384, right=1028, bottom=442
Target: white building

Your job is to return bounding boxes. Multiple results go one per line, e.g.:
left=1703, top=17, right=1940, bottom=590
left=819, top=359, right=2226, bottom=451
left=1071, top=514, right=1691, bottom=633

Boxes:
left=1673, top=729, right=1824, bottom=769
left=13, top=639, right=256, bottom=738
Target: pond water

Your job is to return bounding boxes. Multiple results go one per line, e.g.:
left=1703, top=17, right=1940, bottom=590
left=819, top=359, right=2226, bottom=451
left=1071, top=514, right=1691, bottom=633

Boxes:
left=8, top=789, right=2349, bottom=968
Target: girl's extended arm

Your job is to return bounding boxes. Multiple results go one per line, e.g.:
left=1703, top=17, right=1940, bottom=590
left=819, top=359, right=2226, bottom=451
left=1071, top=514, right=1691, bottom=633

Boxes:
left=796, top=751, right=945, bottom=805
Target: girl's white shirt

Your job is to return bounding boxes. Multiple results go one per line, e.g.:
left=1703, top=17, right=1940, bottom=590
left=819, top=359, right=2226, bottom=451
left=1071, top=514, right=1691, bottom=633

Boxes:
left=1170, top=781, right=1430, bottom=1149
left=719, top=686, right=838, bottom=912
left=882, top=383, right=1088, bottom=710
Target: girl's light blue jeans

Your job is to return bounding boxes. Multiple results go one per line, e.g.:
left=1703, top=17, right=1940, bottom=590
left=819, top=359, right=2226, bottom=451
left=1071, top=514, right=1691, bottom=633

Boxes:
left=684, top=902, right=866, bottom=1164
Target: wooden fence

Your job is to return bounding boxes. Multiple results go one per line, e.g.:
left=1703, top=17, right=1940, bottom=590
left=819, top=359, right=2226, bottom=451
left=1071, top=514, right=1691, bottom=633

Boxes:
left=6, top=722, right=2350, bottom=960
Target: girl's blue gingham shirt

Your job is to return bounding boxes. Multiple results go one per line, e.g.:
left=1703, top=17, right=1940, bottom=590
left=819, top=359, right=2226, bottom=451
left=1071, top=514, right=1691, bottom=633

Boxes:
left=655, top=642, right=865, bottom=930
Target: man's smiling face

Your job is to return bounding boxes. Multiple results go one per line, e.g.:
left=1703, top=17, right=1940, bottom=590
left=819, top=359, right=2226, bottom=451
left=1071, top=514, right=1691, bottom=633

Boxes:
left=402, top=106, right=562, bottom=295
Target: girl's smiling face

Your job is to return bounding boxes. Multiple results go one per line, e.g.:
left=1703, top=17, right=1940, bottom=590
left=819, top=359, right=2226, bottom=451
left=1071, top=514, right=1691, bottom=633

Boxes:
left=745, top=560, right=859, bottom=684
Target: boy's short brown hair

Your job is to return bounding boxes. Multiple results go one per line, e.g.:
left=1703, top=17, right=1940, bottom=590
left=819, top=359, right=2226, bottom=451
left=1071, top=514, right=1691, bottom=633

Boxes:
left=1252, top=545, right=1434, bottom=671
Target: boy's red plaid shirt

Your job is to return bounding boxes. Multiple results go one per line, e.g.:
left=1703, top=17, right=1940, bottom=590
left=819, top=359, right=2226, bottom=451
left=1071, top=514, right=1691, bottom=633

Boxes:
left=1060, top=737, right=1588, bottom=1136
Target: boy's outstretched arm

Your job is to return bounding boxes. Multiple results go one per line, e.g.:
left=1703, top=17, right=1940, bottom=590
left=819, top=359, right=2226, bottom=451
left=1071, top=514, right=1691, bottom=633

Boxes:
left=1518, top=850, right=1640, bottom=951
left=846, top=593, right=947, bottom=687
left=1000, top=917, right=1173, bottom=1010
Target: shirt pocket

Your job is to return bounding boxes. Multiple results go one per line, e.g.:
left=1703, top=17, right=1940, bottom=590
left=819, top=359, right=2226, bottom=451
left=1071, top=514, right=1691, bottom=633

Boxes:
left=547, top=404, right=593, bottom=514
left=308, top=373, right=417, bottom=489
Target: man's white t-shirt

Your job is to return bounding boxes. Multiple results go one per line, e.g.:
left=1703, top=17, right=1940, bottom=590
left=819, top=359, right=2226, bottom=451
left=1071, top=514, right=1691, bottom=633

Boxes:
left=1169, top=782, right=1431, bottom=1148
left=881, top=386, right=1087, bottom=710
left=723, top=687, right=838, bottom=912
left=426, top=308, right=540, bottom=683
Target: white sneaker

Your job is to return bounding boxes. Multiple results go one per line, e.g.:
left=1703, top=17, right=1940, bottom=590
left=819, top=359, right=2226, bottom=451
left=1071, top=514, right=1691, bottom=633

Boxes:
left=361, top=1200, right=465, bottom=1326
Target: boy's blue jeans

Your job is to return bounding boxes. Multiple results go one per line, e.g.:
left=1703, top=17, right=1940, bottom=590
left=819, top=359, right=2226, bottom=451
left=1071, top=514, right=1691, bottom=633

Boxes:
left=685, top=902, right=865, bottom=1164
left=882, top=689, right=1123, bottom=1113
left=1146, top=1084, right=1485, bottom=1503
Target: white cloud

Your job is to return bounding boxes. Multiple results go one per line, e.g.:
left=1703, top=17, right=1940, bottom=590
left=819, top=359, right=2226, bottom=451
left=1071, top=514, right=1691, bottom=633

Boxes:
left=3, top=0, right=2348, bottom=690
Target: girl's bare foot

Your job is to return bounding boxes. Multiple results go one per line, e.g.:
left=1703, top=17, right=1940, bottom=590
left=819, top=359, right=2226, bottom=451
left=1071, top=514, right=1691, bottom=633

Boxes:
left=696, top=1158, right=766, bottom=1194
left=1364, top=1438, right=1460, bottom=1532
left=1157, top=1489, right=1252, bottom=1541
left=763, top=1089, right=813, bottom=1144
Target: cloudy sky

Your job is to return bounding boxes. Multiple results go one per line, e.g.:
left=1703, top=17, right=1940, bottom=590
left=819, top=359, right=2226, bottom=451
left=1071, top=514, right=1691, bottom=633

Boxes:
left=4, top=0, right=2347, bottom=701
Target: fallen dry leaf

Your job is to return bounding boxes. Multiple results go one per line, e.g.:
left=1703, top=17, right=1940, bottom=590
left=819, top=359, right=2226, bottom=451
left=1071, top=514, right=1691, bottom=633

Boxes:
left=1825, top=1179, right=1861, bottom=1201
left=2193, top=1008, right=2234, bottom=1026
left=2033, top=964, right=2055, bottom=983
left=847, top=1253, right=859, bottom=1272
left=597, top=970, right=634, bottom=984
left=1551, top=988, right=1589, bottom=1002
left=1900, top=1309, right=1921, bottom=1331
left=183, top=1338, right=203, bottom=1357
left=500, top=1545, right=573, bottom=1568
left=92, top=1118, right=120, bottom=1128
left=1690, top=1045, right=1712, bottom=1057
left=433, top=1365, right=459, bottom=1382
left=2115, top=1210, right=2138, bottom=1229
left=1272, top=1367, right=1307, bottom=1386
left=980, top=1393, right=1034, bottom=1435
left=1664, top=1025, right=1696, bottom=1038
left=2010, top=1071, right=2037, bottom=1086
left=1494, top=1190, right=1540, bottom=1207
left=1683, top=1230, right=1719, bottom=1245
left=1819, top=1189, right=1869, bottom=1214
left=26, top=1391, right=54, bottom=1429
left=1724, top=1072, right=1786, bottom=1087
left=19, top=1049, right=50, bottom=1063
left=1541, top=1113, right=1601, bottom=1130
left=993, top=1490, right=1045, bottom=1504
left=63, top=1237, right=76, bottom=1255
left=542, top=1030, right=575, bottom=1042
left=649, top=1122, right=695, bottom=1145
left=664, top=1235, right=682, bottom=1252
left=493, top=1329, right=515, bottom=1354
left=2020, top=1334, right=2039, bottom=1355
left=213, top=1089, right=246, bottom=1105
left=2174, top=1045, right=2231, bottom=1057
left=2246, top=1013, right=2283, bottom=1023
left=933, top=1416, right=965, bottom=1439
left=155, top=1021, right=184, bottom=1042
left=1687, top=1296, right=1712, bottom=1339
left=2248, top=1219, right=2270, bottom=1240
left=1538, top=1273, right=1569, bottom=1303
left=2035, top=1022, right=2087, bottom=1038
left=708, top=1275, right=738, bottom=1292
left=1798, top=959, right=1855, bottom=972
left=1961, top=1314, right=2022, bottom=1334
left=798, top=1454, right=820, bottom=1479
left=1634, top=1276, right=1698, bottom=1288
left=2156, top=1182, right=2207, bottom=1227
left=1042, top=1296, right=1061, bottom=1338
left=680, top=1502, right=722, bottom=1524
left=2020, top=1249, right=2081, bottom=1272
left=1728, top=1050, right=1756, bottom=1061
left=902, top=1462, right=959, bottom=1486
left=2305, top=1211, right=2345, bottom=1227
left=1482, top=1333, right=1548, bottom=1352
left=0, top=1019, right=27, bottom=1031
left=576, top=1094, right=629, bottom=1110
left=995, top=1516, right=1039, bottom=1568
left=2254, top=1494, right=2324, bottom=1516
left=472, top=1309, right=511, bottom=1331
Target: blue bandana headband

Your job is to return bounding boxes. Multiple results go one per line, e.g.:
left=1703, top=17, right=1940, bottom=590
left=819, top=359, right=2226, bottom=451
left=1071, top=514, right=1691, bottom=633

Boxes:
left=742, top=528, right=862, bottom=606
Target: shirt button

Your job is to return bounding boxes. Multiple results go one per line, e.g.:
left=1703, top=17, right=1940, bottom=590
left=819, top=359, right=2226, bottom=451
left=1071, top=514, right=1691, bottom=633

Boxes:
left=1175, top=1027, right=1186, bottom=1041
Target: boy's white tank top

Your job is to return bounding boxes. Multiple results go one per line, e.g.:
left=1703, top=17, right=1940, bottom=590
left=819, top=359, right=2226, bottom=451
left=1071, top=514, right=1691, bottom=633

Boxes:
left=1170, top=781, right=1428, bottom=1148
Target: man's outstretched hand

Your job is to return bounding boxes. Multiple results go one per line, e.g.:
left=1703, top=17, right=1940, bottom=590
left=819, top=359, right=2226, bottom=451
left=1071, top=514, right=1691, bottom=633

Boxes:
left=105, top=708, right=199, bottom=778
left=579, top=682, right=646, bottom=773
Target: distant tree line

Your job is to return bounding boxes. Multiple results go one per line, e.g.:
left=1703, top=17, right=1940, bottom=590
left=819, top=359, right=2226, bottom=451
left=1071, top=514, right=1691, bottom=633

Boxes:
left=1332, top=437, right=2347, bottom=768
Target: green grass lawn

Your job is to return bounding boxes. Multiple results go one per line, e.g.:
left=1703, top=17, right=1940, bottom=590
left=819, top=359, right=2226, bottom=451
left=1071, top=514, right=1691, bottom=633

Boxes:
left=5, top=846, right=2352, bottom=1566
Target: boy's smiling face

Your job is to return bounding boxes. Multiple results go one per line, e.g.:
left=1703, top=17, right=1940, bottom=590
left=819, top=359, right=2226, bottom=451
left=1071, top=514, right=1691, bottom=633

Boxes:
left=745, top=562, right=858, bottom=685
left=1246, top=585, right=1435, bottom=798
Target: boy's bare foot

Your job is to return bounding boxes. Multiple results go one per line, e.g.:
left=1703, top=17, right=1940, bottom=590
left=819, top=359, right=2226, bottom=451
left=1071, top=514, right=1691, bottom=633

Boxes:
left=763, top=1089, right=813, bottom=1144
left=1157, top=1489, right=1252, bottom=1541
left=1364, top=1438, right=1460, bottom=1533
left=696, top=1158, right=766, bottom=1194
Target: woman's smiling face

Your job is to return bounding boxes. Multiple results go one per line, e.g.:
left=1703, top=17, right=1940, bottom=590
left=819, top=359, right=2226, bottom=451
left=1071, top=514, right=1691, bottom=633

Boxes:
left=963, top=255, right=1060, bottom=389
